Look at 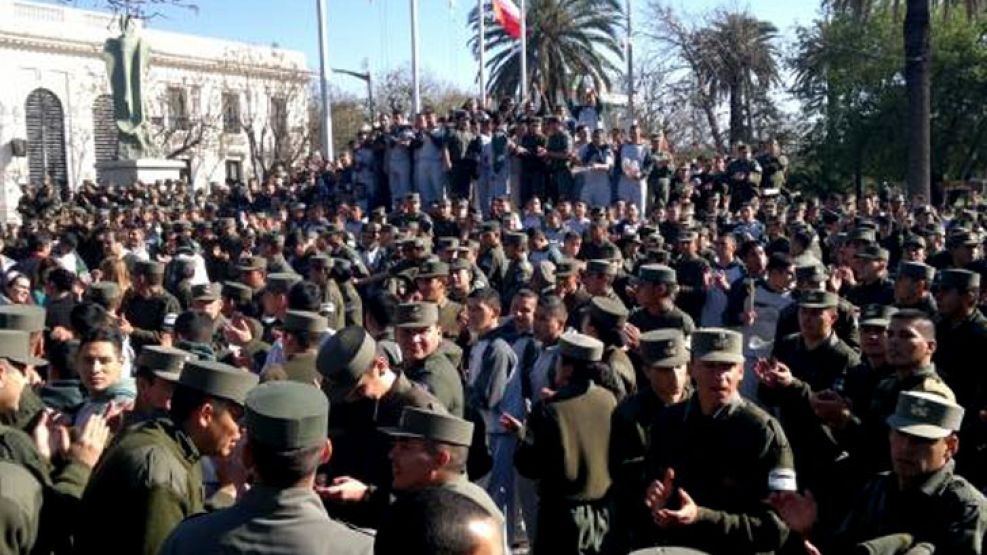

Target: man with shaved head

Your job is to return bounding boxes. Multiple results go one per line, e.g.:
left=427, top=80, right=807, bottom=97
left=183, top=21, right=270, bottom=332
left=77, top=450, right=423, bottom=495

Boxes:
left=847, top=309, right=955, bottom=475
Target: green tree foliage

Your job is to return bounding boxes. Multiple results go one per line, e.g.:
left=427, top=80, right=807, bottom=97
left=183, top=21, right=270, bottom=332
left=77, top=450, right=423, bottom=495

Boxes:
left=789, top=8, right=987, bottom=192
left=467, top=0, right=625, bottom=107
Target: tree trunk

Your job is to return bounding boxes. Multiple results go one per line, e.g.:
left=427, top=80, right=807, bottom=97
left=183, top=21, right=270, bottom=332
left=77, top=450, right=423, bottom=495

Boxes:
left=905, top=0, right=931, bottom=201
left=728, top=79, right=744, bottom=146
left=697, top=81, right=724, bottom=152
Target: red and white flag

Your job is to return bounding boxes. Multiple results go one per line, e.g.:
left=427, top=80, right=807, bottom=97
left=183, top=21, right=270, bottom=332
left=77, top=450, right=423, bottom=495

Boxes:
left=492, top=0, right=521, bottom=39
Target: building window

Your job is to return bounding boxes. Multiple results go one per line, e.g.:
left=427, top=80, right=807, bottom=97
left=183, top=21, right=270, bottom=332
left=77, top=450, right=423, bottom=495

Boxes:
left=225, top=159, right=243, bottom=184
left=222, top=92, right=240, bottom=133
left=167, top=87, right=189, bottom=131
left=270, top=95, right=288, bottom=136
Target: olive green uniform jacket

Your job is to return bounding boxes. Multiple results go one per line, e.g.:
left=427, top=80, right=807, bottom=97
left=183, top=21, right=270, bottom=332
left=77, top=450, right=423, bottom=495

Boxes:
left=77, top=417, right=218, bottom=555
left=645, top=396, right=795, bottom=554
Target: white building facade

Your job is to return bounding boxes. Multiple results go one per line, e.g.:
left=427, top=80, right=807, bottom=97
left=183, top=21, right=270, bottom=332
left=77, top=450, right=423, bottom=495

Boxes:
left=0, top=0, right=312, bottom=218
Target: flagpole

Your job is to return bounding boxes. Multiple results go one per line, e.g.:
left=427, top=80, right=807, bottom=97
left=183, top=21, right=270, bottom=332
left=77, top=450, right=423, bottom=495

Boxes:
left=519, top=0, right=527, bottom=102
left=478, top=0, right=486, bottom=107
left=411, top=0, right=421, bottom=113
left=626, top=0, right=634, bottom=121
left=316, top=0, right=334, bottom=161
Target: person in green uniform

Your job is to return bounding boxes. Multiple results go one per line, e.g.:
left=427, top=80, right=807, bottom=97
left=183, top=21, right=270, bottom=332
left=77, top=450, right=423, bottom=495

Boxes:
left=0, top=329, right=109, bottom=555
left=644, top=328, right=794, bottom=554
left=308, top=254, right=347, bottom=331
left=129, top=345, right=194, bottom=425
left=446, top=110, right=476, bottom=201
left=77, top=359, right=258, bottom=555
left=332, top=259, right=364, bottom=328
left=121, top=260, right=182, bottom=352
left=478, top=221, right=509, bottom=293
left=415, top=259, right=465, bottom=341
left=260, top=310, right=327, bottom=386
left=159, top=381, right=374, bottom=554
left=610, top=329, right=691, bottom=552
left=628, top=264, right=696, bottom=336
left=583, top=296, right=635, bottom=400
left=236, top=255, right=268, bottom=319
left=395, top=302, right=465, bottom=417
left=506, top=331, right=618, bottom=555
left=771, top=391, right=987, bottom=554
left=315, top=326, right=438, bottom=527
left=544, top=115, right=574, bottom=204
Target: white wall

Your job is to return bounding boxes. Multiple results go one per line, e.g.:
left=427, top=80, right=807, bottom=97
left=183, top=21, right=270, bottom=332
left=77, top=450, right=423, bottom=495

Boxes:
left=0, top=0, right=310, bottom=218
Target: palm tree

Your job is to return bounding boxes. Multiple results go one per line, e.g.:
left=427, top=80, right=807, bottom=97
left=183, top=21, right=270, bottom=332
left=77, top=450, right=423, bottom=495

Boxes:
left=467, top=0, right=624, bottom=108
left=695, top=11, right=780, bottom=145
left=826, top=0, right=986, bottom=200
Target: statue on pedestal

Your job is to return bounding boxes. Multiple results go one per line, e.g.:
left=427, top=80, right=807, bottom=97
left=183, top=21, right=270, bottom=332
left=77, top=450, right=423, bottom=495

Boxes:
left=103, top=16, right=158, bottom=160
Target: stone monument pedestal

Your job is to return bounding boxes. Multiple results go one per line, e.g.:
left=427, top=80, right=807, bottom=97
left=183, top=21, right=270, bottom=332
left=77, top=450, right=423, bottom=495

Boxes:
left=96, top=159, right=186, bottom=186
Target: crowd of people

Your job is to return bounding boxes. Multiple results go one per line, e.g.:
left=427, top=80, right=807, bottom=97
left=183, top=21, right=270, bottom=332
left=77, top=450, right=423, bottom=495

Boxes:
left=0, top=93, right=985, bottom=555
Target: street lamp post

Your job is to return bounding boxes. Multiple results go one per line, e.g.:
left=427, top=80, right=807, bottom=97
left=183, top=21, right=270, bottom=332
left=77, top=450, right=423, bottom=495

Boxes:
left=332, top=68, right=375, bottom=121
left=316, top=0, right=334, bottom=161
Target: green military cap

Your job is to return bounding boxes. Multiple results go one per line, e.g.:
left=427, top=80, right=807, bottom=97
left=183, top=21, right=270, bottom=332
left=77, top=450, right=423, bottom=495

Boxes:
left=847, top=228, right=876, bottom=244
left=794, top=264, right=827, bottom=283
left=555, top=259, right=579, bottom=278
left=282, top=310, right=328, bottom=335
left=134, top=260, right=166, bottom=276
left=479, top=220, right=501, bottom=234
left=178, top=359, right=258, bottom=406
left=245, top=381, right=329, bottom=451
left=903, top=234, right=927, bottom=249
left=898, top=261, right=935, bottom=282
left=558, top=331, right=604, bottom=362
left=854, top=244, right=889, bottom=261
left=436, top=237, right=460, bottom=251
left=886, top=390, right=964, bottom=440
left=191, top=283, right=222, bottom=302
left=503, top=232, right=526, bottom=247
left=598, top=243, right=621, bottom=260
left=798, top=289, right=839, bottom=309
left=947, top=228, right=979, bottom=248
left=404, top=236, right=428, bottom=250
left=0, top=330, right=46, bottom=367
left=449, top=258, right=471, bottom=272
left=222, top=281, right=253, bottom=304
left=936, top=268, right=980, bottom=291
left=859, top=304, right=897, bottom=328
left=135, top=345, right=194, bottom=382
left=309, top=254, right=333, bottom=269
left=676, top=230, right=698, bottom=243
left=84, top=281, right=122, bottom=305
left=317, top=325, right=376, bottom=387
left=381, top=406, right=474, bottom=447
left=406, top=192, right=421, bottom=202
left=691, top=328, right=744, bottom=364
left=0, top=305, right=46, bottom=333
left=534, top=260, right=556, bottom=284
left=264, top=272, right=302, bottom=295
left=639, top=329, right=688, bottom=367
left=417, top=260, right=450, bottom=279
left=395, top=302, right=439, bottom=328
left=237, top=256, right=267, bottom=272
left=585, top=259, right=617, bottom=276
left=589, top=297, right=629, bottom=329
left=638, top=264, right=676, bottom=284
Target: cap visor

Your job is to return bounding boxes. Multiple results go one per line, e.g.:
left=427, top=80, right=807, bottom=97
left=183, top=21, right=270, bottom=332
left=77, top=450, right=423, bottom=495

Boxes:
left=799, top=303, right=837, bottom=309
left=152, top=370, right=182, bottom=383
left=645, top=355, right=689, bottom=368
left=378, top=427, right=426, bottom=439
left=886, top=415, right=952, bottom=439
left=695, top=353, right=745, bottom=364
left=859, top=318, right=890, bottom=328
left=395, top=321, right=438, bottom=329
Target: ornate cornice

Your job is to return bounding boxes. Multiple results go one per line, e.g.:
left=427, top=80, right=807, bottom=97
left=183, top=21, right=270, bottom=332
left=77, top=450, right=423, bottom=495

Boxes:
left=0, top=31, right=312, bottom=83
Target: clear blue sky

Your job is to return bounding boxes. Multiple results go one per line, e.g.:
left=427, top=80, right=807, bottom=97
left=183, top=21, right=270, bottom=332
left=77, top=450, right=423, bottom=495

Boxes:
left=53, top=0, right=820, bottom=95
